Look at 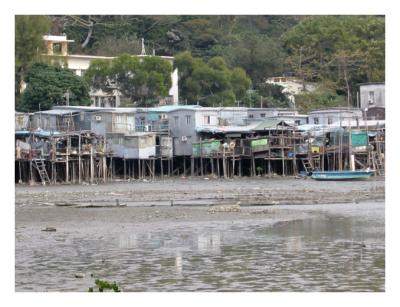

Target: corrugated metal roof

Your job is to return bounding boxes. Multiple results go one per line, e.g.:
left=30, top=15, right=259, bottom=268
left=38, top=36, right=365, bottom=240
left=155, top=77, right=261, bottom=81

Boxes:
left=52, top=106, right=115, bottom=112
left=15, top=129, right=61, bottom=137
left=308, top=108, right=361, bottom=114
left=35, top=109, right=80, bottom=115
left=196, top=122, right=260, bottom=134
left=253, top=119, right=293, bottom=131
left=149, top=105, right=202, bottom=112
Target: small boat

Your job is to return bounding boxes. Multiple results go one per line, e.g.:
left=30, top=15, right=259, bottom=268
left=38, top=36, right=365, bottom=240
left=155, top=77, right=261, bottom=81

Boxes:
left=311, top=169, right=375, bottom=180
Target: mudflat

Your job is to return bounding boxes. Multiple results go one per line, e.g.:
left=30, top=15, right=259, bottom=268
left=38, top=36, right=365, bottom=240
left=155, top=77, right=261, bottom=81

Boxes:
left=15, top=176, right=385, bottom=208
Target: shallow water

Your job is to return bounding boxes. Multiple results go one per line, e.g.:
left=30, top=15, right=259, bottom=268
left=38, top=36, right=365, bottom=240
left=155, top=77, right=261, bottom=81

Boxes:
left=15, top=202, right=384, bottom=292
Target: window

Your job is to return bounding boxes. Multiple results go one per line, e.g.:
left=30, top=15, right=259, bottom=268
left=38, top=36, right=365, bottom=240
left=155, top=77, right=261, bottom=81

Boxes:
left=204, top=115, right=211, bottom=125
left=368, top=91, right=375, bottom=105
left=249, top=114, right=254, bottom=119
left=186, top=115, right=191, bottom=125
left=328, top=116, right=333, bottom=125
left=174, top=116, right=179, bottom=125
left=260, top=113, right=266, bottom=118
left=80, top=112, right=85, bottom=121
left=313, top=117, right=319, bottom=125
left=295, top=120, right=301, bottom=125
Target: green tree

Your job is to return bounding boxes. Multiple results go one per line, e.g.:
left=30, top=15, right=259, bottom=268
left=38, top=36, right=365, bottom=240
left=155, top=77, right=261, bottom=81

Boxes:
left=85, top=54, right=172, bottom=107
left=15, top=15, right=51, bottom=106
left=282, top=16, right=385, bottom=106
left=230, top=68, right=252, bottom=101
left=19, top=62, right=90, bottom=112
left=294, top=82, right=346, bottom=113
left=223, top=33, right=286, bottom=84
left=174, top=52, right=252, bottom=106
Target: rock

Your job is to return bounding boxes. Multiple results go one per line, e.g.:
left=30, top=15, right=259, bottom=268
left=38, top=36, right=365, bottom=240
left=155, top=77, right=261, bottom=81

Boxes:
left=41, top=227, right=56, bottom=232
left=75, top=273, right=85, bottom=278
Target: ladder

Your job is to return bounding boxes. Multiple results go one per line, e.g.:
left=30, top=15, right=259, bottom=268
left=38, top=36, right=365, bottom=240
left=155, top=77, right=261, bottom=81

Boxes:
left=33, top=159, right=50, bottom=185
left=301, top=158, right=313, bottom=173
left=372, top=152, right=384, bottom=176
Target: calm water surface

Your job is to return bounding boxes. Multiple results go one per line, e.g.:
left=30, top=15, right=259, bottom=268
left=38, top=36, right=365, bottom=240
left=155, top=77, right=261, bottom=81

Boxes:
left=15, top=202, right=384, bottom=291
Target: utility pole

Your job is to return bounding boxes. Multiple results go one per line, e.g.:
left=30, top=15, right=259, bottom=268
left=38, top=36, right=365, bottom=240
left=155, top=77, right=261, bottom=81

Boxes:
left=141, top=38, right=146, bottom=55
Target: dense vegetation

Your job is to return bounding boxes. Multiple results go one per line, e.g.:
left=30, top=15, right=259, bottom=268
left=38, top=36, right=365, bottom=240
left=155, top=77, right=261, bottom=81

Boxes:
left=20, top=62, right=90, bottom=112
left=15, top=15, right=385, bottom=111
left=84, top=54, right=173, bottom=107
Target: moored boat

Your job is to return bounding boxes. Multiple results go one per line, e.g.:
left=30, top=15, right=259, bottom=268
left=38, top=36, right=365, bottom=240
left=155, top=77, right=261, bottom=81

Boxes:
left=311, top=169, right=375, bottom=180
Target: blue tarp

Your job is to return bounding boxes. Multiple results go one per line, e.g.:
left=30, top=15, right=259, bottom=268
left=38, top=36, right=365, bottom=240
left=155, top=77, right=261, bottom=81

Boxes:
left=15, top=129, right=61, bottom=137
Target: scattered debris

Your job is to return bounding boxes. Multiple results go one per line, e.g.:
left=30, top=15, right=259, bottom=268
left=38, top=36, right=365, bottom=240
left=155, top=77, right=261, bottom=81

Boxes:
left=208, top=204, right=241, bottom=214
left=41, top=227, right=56, bottom=232
left=75, top=273, right=85, bottom=278
left=250, top=209, right=274, bottom=215
left=109, top=192, right=124, bottom=196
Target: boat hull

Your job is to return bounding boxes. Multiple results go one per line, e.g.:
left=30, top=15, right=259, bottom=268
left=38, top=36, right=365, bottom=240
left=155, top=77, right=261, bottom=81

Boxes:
left=311, top=170, right=375, bottom=180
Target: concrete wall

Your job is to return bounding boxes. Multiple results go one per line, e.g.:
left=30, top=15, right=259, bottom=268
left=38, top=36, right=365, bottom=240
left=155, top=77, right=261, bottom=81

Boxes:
left=308, top=109, right=363, bottom=126
left=195, top=109, right=219, bottom=127
left=218, top=108, right=248, bottom=125
left=15, top=113, right=31, bottom=130
left=123, top=134, right=156, bottom=159
left=168, top=109, right=198, bottom=156
left=360, top=84, right=385, bottom=109
left=90, top=112, right=112, bottom=136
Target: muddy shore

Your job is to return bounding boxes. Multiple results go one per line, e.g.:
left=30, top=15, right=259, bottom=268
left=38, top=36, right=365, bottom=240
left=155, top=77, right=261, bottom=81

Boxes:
left=15, top=177, right=385, bottom=291
left=15, top=176, right=385, bottom=209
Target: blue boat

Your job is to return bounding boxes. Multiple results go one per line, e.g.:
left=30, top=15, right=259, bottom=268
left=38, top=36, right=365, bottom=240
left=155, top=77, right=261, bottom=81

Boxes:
left=311, top=169, right=375, bottom=180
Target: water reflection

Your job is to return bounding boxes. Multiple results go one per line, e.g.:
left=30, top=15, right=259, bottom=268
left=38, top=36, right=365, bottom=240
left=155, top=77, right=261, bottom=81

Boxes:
left=175, top=252, right=182, bottom=277
left=15, top=203, right=384, bottom=292
left=197, top=232, right=221, bottom=253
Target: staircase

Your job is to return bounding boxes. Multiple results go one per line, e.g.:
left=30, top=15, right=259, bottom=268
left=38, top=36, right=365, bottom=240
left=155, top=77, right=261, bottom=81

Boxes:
left=33, top=159, right=50, bottom=185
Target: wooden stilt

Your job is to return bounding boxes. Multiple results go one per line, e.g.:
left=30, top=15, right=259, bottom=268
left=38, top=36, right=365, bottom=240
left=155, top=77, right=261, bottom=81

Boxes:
left=90, top=145, right=94, bottom=184
left=18, top=160, right=22, bottom=183
left=29, top=160, right=33, bottom=185
left=152, top=159, right=155, bottom=180
left=66, top=156, right=69, bottom=183
left=78, top=134, right=82, bottom=184
left=223, top=154, right=227, bottom=179
left=124, top=158, right=126, bottom=180
left=103, top=156, right=107, bottom=183
left=200, top=155, right=204, bottom=177
left=251, top=154, right=256, bottom=177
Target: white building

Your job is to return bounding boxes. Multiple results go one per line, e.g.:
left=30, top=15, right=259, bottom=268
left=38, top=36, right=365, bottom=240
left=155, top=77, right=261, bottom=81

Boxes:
left=265, top=76, right=317, bottom=106
left=359, top=82, right=385, bottom=109
left=307, top=108, right=363, bottom=126
left=42, top=34, right=179, bottom=108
